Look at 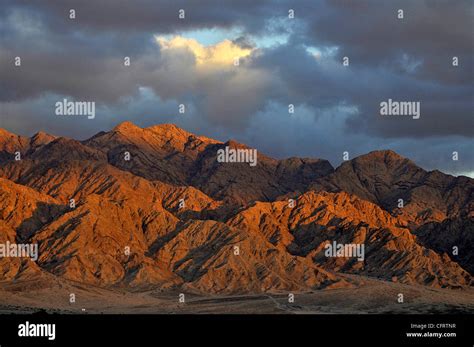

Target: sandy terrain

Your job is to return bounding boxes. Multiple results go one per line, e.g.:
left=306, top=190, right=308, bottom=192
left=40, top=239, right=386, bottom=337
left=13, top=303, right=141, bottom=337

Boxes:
left=0, top=274, right=472, bottom=314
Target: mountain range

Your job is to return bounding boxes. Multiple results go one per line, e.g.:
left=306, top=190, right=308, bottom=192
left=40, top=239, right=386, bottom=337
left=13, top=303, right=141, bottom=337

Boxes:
left=0, top=122, right=472, bottom=298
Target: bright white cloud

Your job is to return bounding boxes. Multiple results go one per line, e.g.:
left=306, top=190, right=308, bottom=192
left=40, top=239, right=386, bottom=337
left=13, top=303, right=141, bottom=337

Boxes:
left=155, top=35, right=252, bottom=66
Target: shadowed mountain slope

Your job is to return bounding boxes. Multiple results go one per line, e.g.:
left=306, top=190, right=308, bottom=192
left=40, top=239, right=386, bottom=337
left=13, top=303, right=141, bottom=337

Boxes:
left=0, top=122, right=472, bottom=292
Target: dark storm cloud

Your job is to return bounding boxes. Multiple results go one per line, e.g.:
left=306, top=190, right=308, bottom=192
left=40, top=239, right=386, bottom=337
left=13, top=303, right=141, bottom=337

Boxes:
left=293, top=0, right=474, bottom=140
left=0, top=0, right=472, bottom=175
left=251, top=39, right=474, bottom=138
left=1, top=0, right=283, bottom=35
left=0, top=0, right=284, bottom=104
left=300, top=0, right=473, bottom=85
left=0, top=0, right=282, bottom=129
left=0, top=38, right=183, bottom=104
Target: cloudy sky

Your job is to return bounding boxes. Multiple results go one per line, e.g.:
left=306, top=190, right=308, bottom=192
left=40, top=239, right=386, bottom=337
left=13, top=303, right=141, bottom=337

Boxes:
left=1, top=0, right=473, bottom=176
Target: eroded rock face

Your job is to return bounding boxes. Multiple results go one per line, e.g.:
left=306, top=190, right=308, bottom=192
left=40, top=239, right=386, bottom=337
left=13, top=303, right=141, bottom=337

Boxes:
left=0, top=122, right=472, bottom=293
left=228, top=191, right=472, bottom=288
left=415, top=216, right=474, bottom=275
left=82, top=123, right=334, bottom=204
left=310, top=150, right=473, bottom=226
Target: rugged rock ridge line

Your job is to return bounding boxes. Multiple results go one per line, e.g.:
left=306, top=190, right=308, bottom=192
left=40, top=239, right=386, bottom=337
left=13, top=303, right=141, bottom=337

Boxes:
left=0, top=122, right=472, bottom=292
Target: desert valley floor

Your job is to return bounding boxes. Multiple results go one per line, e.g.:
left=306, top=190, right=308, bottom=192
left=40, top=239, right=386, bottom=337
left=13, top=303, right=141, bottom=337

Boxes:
left=0, top=275, right=473, bottom=314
